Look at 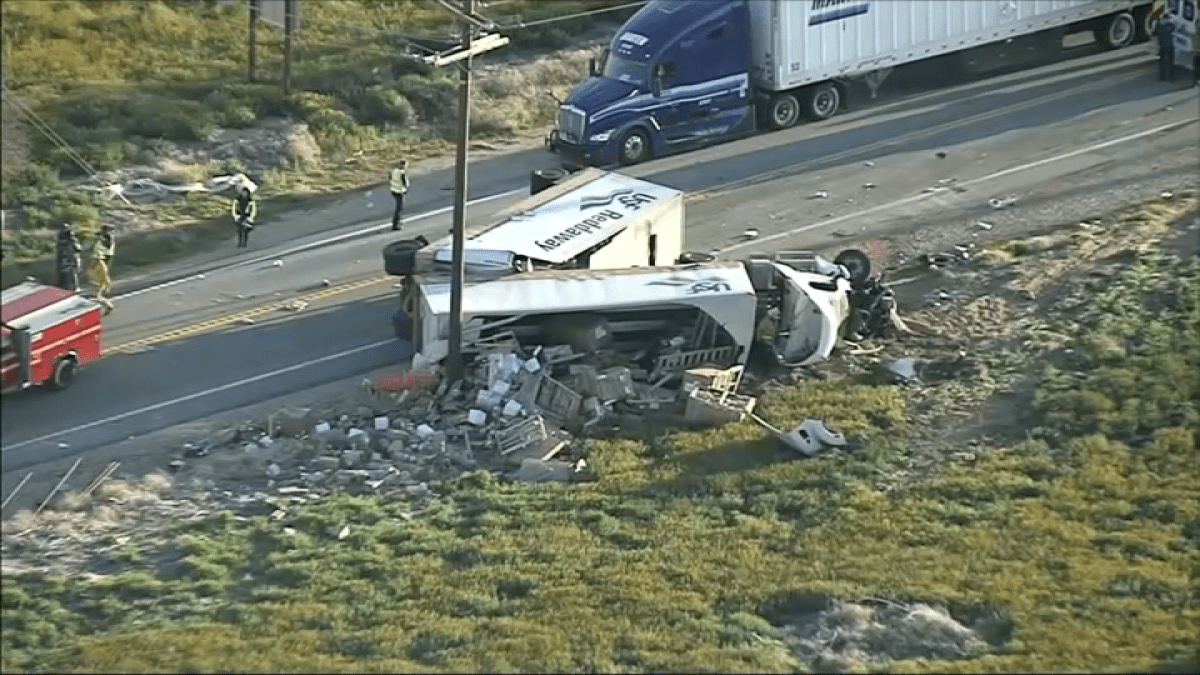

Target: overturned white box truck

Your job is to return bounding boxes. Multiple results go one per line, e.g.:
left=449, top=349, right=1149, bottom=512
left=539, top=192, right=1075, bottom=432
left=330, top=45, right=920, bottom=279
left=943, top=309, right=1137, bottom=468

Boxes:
left=547, top=0, right=1156, bottom=166
left=384, top=168, right=699, bottom=340
left=397, top=250, right=878, bottom=373
left=382, top=168, right=884, bottom=370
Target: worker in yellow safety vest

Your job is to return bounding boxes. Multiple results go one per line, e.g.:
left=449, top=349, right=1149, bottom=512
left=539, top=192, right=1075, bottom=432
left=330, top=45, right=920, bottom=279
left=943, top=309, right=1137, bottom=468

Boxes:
left=89, top=224, right=116, bottom=313
left=389, top=160, right=411, bottom=232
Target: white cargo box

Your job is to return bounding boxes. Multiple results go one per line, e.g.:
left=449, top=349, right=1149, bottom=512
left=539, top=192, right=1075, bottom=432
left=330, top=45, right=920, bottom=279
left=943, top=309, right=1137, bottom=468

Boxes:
left=751, top=0, right=1141, bottom=91
left=422, top=168, right=684, bottom=272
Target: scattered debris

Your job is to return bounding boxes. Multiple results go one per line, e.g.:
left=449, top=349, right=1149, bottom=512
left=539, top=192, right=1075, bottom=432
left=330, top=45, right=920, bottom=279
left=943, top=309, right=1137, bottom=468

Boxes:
left=271, top=260, right=284, bottom=268
left=778, top=419, right=848, bottom=457
left=935, top=151, right=948, bottom=159
left=975, top=221, right=994, bottom=231
left=808, top=190, right=829, bottom=199
left=878, top=357, right=922, bottom=384
left=988, top=196, right=1017, bottom=210
left=280, top=300, right=309, bottom=312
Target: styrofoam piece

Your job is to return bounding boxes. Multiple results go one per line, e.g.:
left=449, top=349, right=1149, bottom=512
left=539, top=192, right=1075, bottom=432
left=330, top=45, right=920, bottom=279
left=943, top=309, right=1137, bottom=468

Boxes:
left=314, top=421, right=332, bottom=434
left=806, top=419, right=847, bottom=447
left=468, top=409, right=488, bottom=426
left=416, top=424, right=435, bottom=438
left=374, top=416, right=390, bottom=431
left=502, top=400, right=523, bottom=417
left=778, top=419, right=847, bottom=457
left=491, top=380, right=512, bottom=396
left=347, top=428, right=366, bottom=439
left=524, top=358, right=541, bottom=372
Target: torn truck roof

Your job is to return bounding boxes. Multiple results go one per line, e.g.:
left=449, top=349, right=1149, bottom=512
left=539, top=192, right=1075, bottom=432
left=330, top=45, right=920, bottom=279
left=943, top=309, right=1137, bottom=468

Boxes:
left=428, top=168, right=683, bottom=265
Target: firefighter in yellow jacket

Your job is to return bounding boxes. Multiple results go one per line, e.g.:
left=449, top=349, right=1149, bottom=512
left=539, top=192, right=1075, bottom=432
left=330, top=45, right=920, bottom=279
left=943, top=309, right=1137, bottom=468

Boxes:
left=89, top=224, right=116, bottom=313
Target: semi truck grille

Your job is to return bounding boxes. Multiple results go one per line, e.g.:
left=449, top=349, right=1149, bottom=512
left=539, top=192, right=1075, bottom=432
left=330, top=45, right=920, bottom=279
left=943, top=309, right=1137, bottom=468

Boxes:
left=557, top=106, right=586, bottom=143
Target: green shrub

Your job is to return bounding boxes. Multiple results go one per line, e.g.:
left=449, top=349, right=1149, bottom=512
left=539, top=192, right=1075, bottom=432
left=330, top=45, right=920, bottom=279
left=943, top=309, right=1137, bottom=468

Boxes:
left=358, top=85, right=416, bottom=127
left=0, top=162, right=62, bottom=207
left=121, top=96, right=216, bottom=142
left=396, top=72, right=457, bottom=122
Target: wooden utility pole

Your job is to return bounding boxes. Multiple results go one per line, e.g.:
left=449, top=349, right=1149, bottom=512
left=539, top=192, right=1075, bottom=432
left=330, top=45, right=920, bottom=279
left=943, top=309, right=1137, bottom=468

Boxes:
left=282, top=0, right=294, bottom=95
left=423, top=3, right=507, bottom=380
left=248, top=0, right=259, bottom=82
left=446, top=0, right=474, bottom=382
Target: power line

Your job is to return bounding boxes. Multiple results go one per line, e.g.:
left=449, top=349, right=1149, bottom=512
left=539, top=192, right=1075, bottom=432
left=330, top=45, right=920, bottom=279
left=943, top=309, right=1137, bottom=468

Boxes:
left=0, top=89, right=98, bottom=179
left=427, top=0, right=495, bottom=30
left=490, top=1, right=647, bottom=30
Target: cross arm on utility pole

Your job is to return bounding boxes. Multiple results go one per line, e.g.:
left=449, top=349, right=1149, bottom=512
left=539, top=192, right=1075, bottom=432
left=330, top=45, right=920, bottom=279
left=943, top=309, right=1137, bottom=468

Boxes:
left=423, top=33, right=510, bottom=67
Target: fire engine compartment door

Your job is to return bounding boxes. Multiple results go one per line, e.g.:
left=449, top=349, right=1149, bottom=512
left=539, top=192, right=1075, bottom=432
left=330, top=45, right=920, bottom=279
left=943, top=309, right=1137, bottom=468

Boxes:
left=2, top=323, right=33, bottom=387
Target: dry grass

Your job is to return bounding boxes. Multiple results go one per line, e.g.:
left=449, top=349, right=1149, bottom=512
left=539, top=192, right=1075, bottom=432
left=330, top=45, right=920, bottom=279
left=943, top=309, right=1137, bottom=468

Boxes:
left=2, top=199, right=1197, bottom=674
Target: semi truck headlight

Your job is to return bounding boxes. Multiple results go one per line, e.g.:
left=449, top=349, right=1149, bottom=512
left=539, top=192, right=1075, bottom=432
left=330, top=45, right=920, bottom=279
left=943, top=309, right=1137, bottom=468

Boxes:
left=589, top=131, right=611, bottom=143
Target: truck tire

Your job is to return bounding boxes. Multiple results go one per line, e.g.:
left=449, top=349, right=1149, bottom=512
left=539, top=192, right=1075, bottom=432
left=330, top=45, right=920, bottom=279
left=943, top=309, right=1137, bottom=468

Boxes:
left=48, top=356, right=77, bottom=391
left=618, top=128, right=651, bottom=165
left=834, top=249, right=872, bottom=284
left=766, top=93, right=800, bottom=130
left=530, top=168, right=567, bottom=195
left=1134, top=5, right=1155, bottom=43
left=383, top=237, right=428, bottom=276
left=801, top=83, right=841, bottom=122
left=1094, top=12, right=1135, bottom=50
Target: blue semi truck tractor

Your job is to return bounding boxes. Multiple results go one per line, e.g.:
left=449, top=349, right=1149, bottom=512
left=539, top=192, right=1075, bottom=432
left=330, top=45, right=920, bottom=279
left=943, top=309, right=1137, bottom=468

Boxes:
left=546, top=0, right=1155, bottom=167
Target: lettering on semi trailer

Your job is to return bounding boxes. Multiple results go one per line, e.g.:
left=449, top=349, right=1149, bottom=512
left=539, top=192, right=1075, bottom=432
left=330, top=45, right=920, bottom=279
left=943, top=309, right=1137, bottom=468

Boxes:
left=535, top=191, right=659, bottom=253
left=810, top=0, right=873, bottom=26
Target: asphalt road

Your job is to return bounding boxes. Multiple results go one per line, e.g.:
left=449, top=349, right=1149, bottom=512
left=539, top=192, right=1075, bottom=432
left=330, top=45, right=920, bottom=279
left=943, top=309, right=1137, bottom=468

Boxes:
left=4, top=43, right=1196, bottom=472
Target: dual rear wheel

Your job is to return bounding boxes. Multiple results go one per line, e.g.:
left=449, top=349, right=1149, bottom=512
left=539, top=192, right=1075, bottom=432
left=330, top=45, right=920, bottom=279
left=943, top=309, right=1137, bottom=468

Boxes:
left=765, top=82, right=842, bottom=131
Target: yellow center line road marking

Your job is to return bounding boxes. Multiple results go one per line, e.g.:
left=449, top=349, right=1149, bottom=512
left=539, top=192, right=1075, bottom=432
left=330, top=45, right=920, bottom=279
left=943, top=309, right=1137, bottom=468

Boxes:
left=104, top=275, right=392, bottom=355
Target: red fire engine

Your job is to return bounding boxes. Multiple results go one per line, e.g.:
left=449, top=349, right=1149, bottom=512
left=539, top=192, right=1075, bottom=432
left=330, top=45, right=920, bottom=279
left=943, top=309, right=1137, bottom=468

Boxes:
left=1, top=281, right=104, bottom=393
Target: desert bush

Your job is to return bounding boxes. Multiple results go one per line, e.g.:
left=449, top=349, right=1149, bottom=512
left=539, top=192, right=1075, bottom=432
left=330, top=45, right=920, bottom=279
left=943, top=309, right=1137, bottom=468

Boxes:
left=396, top=72, right=458, bottom=124
left=358, top=85, right=417, bottom=127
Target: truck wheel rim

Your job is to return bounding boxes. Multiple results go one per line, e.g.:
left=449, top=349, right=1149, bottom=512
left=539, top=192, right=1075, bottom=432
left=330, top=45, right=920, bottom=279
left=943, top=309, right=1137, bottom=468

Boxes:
left=773, top=100, right=797, bottom=126
left=623, top=134, right=645, bottom=161
left=814, top=90, right=838, bottom=118
left=1110, top=16, right=1132, bottom=45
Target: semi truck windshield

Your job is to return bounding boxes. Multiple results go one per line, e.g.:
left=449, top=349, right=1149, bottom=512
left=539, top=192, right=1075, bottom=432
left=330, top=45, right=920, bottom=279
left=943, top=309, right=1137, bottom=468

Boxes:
left=603, top=53, right=649, bottom=89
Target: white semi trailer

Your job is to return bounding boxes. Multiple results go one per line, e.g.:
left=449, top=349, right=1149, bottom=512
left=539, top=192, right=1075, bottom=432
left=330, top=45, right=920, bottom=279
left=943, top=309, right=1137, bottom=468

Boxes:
left=548, top=0, right=1156, bottom=166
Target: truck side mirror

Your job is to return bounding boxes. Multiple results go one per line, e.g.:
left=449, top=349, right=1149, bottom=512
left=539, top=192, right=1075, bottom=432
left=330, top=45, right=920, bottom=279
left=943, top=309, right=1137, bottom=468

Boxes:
left=588, top=57, right=598, bottom=77
left=652, top=62, right=676, bottom=96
